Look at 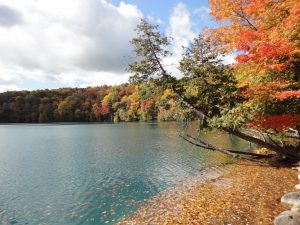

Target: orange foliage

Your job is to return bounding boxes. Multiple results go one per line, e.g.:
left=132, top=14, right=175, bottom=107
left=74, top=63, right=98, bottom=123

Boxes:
left=240, top=82, right=287, bottom=100
left=209, top=0, right=300, bottom=131
left=236, top=54, right=252, bottom=63
left=118, top=87, right=135, bottom=97
left=276, top=90, right=300, bottom=101
left=209, top=0, right=300, bottom=72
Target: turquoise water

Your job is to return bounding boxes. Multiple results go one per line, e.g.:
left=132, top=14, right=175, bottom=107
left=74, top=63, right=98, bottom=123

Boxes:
left=0, top=122, right=250, bottom=225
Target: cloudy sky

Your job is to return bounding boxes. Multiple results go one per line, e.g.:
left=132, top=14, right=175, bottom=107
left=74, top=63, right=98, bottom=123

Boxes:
left=0, top=0, right=228, bottom=92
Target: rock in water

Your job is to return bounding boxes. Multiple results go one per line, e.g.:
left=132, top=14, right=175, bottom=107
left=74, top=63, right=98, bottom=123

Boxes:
left=274, top=211, right=300, bottom=225
left=295, top=184, right=300, bottom=190
left=298, top=174, right=300, bottom=180
left=282, top=192, right=300, bottom=206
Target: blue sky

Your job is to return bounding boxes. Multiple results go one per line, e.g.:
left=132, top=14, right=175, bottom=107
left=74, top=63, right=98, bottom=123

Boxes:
left=0, top=0, right=220, bottom=92
left=110, top=0, right=215, bottom=30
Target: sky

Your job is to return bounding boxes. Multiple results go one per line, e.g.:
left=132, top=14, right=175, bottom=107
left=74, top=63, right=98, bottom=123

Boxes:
left=0, top=0, right=231, bottom=92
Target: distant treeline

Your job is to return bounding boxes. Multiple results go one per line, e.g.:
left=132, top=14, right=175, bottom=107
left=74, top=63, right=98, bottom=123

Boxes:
left=0, top=83, right=187, bottom=123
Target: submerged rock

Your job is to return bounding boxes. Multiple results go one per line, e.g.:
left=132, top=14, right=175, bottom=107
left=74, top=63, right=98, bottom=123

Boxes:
left=281, top=192, right=300, bottom=206
left=292, top=167, right=300, bottom=171
left=274, top=211, right=300, bottom=225
left=295, top=184, right=300, bottom=190
left=298, top=174, right=300, bottom=180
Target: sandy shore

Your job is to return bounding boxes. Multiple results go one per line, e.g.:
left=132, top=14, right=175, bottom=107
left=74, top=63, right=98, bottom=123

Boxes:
left=117, top=161, right=297, bottom=225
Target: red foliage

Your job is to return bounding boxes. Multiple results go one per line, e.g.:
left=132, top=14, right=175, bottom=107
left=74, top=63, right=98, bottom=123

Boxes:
left=236, top=30, right=258, bottom=51
left=276, top=90, right=300, bottom=101
left=142, top=99, right=154, bottom=111
left=249, top=114, right=300, bottom=131
left=118, top=87, right=135, bottom=97
left=99, top=104, right=110, bottom=116
left=255, top=41, right=292, bottom=61
left=209, top=0, right=299, bottom=74
left=236, top=54, right=252, bottom=63
left=237, top=43, right=251, bottom=51
left=126, top=101, right=131, bottom=108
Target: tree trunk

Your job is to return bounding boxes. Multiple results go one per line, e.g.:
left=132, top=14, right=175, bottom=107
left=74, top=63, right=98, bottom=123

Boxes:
left=180, top=134, right=271, bottom=166
left=174, top=93, right=300, bottom=161
left=223, top=128, right=300, bottom=160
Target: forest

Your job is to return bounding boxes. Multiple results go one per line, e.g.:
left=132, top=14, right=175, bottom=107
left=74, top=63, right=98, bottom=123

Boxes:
left=0, top=83, right=185, bottom=123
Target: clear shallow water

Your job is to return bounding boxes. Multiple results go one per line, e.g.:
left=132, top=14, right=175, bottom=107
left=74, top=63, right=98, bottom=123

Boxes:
left=0, top=122, right=251, bottom=225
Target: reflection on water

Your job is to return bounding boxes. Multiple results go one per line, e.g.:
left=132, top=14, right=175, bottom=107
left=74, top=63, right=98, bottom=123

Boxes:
left=0, top=122, right=252, bottom=225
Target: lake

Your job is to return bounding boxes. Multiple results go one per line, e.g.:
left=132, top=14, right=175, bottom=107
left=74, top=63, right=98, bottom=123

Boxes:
left=0, top=122, right=251, bottom=225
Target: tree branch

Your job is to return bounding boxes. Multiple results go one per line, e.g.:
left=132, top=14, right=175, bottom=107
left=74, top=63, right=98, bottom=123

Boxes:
left=146, top=34, right=168, bottom=78
left=174, top=93, right=300, bottom=160
left=180, top=134, right=271, bottom=166
left=234, top=8, right=258, bottom=31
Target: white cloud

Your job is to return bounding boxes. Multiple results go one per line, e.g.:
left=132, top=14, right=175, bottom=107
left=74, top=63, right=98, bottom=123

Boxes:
left=0, top=0, right=142, bottom=91
left=147, top=15, right=164, bottom=25
left=167, top=3, right=196, bottom=56
left=0, top=1, right=227, bottom=92
left=55, top=69, right=131, bottom=87
left=193, top=6, right=210, bottom=20
left=220, top=53, right=237, bottom=65
left=165, top=2, right=196, bottom=78
left=0, top=84, right=23, bottom=92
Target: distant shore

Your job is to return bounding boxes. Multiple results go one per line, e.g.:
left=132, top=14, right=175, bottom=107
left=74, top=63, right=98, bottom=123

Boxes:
left=117, top=161, right=297, bottom=225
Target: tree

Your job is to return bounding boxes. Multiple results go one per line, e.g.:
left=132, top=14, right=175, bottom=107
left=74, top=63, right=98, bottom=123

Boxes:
left=180, top=35, right=239, bottom=120
left=57, top=98, right=73, bottom=121
left=128, top=17, right=300, bottom=160
left=209, top=0, right=300, bottom=122
left=208, top=0, right=300, bottom=155
left=128, top=19, right=174, bottom=86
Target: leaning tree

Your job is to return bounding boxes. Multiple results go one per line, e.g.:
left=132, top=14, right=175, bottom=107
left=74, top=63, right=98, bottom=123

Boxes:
left=128, top=18, right=300, bottom=162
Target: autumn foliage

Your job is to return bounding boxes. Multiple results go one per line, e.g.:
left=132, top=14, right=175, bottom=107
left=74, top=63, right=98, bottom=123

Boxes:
left=209, top=0, right=300, bottom=131
left=249, top=114, right=300, bottom=131
left=0, top=84, right=182, bottom=123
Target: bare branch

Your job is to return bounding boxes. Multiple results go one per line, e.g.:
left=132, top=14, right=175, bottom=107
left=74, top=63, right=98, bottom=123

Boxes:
left=180, top=134, right=271, bottom=166
left=234, top=7, right=258, bottom=31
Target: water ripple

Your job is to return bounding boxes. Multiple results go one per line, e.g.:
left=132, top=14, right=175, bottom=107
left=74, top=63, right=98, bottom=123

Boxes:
left=0, top=122, right=251, bottom=225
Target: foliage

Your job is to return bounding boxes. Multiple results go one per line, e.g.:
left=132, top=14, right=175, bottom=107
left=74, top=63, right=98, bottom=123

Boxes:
left=0, top=83, right=183, bottom=123
left=209, top=0, right=300, bottom=133
left=125, top=13, right=300, bottom=156
left=128, top=19, right=175, bottom=87
left=179, top=35, right=241, bottom=128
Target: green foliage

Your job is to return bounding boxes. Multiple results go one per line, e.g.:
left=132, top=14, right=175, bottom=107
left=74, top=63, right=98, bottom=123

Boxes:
left=128, top=19, right=172, bottom=84
left=179, top=35, right=242, bottom=128
left=209, top=105, right=254, bottom=130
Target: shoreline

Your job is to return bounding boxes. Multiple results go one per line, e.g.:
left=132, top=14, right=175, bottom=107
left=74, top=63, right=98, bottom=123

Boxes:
left=117, top=161, right=297, bottom=225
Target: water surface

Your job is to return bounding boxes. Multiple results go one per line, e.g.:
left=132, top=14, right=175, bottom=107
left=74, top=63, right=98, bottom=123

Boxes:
left=0, top=122, right=251, bottom=225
